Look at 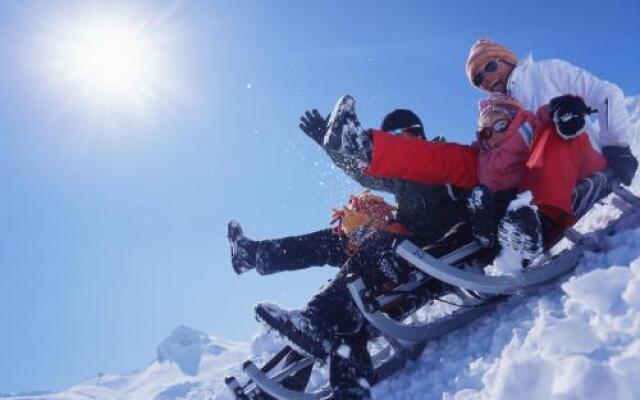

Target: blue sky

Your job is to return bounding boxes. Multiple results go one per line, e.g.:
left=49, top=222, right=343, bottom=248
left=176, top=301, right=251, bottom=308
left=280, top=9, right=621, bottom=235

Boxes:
left=0, top=0, right=639, bottom=394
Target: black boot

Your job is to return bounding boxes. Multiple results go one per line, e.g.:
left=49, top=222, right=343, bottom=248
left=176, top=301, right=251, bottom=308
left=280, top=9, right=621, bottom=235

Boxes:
left=255, top=267, right=364, bottom=360
left=227, top=220, right=258, bottom=275
left=498, top=204, right=544, bottom=268
left=323, top=95, right=372, bottom=164
left=255, top=302, right=334, bottom=360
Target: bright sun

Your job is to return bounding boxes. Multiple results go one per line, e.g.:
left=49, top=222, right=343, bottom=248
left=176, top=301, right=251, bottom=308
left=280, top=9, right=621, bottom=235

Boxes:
left=67, top=23, right=153, bottom=93
left=43, top=6, right=176, bottom=117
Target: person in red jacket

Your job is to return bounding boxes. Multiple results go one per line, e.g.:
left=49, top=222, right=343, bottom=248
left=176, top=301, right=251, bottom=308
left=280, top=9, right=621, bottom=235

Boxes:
left=464, top=38, right=637, bottom=267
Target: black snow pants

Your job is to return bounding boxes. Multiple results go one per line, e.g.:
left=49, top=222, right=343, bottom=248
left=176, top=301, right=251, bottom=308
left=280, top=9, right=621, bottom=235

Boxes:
left=307, top=226, right=477, bottom=399
left=305, top=231, right=410, bottom=399
left=253, top=228, right=350, bottom=275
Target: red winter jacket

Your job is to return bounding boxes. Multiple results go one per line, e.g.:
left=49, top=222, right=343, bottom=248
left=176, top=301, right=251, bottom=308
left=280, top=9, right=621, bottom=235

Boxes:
left=365, top=131, right=478, bottom=189
left=519, top=120, right=607, bottom=224
left=365, top=110, right=539, bottom=192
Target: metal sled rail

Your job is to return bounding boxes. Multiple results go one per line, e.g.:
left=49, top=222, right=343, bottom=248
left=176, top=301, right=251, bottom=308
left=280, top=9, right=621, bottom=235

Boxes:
left=397, top=184, right=640, bottom=296
left=396, top=239, right=585, bottom=295
left=348, top=277, right=503, bottom=342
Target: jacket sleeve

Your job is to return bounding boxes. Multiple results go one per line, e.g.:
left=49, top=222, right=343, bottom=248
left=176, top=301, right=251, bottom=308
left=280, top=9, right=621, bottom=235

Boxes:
left=535, top=59, right=632, bottom=146
left=364, top=130, right=479, bottom=189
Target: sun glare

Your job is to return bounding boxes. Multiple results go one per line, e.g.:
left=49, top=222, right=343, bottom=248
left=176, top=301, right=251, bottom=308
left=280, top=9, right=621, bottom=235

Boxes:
left=41, top=6, right=179, bottom=118
left=67, top=23, right=152, bottom=92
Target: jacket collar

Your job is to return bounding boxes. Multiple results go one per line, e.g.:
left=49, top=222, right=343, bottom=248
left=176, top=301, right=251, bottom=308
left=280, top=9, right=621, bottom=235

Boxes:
left=507, top=53, right=534, bottom=94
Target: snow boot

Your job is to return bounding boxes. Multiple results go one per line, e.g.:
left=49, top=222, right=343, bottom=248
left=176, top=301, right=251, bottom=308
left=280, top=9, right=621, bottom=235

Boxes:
left=498, top=204, right=543, bottom=269
left=323, top=95, right=372, bottom=164
left=227, top=220, right=258, bottom=275
left=255, top=302, right=334, bottom=360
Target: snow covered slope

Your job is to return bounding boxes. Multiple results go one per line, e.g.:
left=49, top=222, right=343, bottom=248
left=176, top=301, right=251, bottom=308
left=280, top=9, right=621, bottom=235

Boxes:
left=1, top=326, right=252, bottom=400
left=3, top=96, right=639, bottom=400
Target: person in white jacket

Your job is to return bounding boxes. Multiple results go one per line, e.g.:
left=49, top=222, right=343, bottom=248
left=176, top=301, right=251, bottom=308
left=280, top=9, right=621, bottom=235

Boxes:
left=465, top=38, right=638, bottom=268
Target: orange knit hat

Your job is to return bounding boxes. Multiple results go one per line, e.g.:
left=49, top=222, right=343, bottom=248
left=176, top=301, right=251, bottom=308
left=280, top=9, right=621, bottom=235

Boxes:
left=466, top=38, right=518, bottom=84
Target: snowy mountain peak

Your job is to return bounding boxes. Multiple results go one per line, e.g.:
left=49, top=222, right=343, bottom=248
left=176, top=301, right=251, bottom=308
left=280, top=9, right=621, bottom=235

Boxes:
left=156, top=325, right=225, bottom=376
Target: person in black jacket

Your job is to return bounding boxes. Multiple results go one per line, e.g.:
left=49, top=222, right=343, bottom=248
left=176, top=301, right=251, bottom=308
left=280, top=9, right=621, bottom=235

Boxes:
left=229, top=108, right=483, bottom=400
left=228, top=108, right=469, bottom=277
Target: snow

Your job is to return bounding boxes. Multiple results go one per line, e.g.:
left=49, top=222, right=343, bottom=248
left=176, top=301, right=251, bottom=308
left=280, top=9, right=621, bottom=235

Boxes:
left=3, top=96, right=639, bottom=399
left=336, top=344, right=351, bottom=359
left=562, top=266, right=632, bottom=314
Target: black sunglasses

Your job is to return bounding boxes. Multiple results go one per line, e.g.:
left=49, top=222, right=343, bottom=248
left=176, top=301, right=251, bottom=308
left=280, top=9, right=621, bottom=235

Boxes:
left=389, top=124, right=422, bottom=136
left=472, top=60, right=500, bottom=87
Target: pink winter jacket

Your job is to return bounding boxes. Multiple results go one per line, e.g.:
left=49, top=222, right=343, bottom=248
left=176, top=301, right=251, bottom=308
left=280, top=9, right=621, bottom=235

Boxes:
left=474, top=110, right=540, bottom=192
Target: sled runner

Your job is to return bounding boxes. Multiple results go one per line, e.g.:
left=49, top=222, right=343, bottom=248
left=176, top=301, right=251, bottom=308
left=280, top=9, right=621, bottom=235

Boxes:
left=395, top=176, right=639, bottom=296
left=226, top=171, right=640, bottom=400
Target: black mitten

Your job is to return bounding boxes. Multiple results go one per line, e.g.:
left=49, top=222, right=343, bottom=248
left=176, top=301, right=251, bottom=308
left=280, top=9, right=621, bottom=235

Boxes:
left=548, top=95, right=596, bottom=140
left=299, top=109, right=328, bottom=145
left=603, top=145, right=638, bottom=186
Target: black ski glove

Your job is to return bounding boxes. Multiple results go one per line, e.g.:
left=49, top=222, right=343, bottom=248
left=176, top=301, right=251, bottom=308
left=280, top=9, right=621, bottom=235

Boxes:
left=602, top=145, right=638, bottom=186
left=299, top=109, right=329, bottom=146
left=548, top=95, right=596, bottom=140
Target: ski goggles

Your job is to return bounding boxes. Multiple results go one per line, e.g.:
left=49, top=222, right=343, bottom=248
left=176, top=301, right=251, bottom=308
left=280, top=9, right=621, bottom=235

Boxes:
left=472, top=59, right=500, bottom=87
left=476, top=118, right=510, bottom=140
left=389, top=124, right=423, bottom=136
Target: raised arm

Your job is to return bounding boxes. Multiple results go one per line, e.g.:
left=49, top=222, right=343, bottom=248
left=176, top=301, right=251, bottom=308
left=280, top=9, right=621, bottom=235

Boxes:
left=364, top=130, right=479, bottom=189
left=299, top=109, right=398, bottom=193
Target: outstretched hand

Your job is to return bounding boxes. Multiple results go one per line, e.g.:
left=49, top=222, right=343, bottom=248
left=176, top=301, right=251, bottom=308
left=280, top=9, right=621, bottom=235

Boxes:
left=299, top=109, right=329, bottom=145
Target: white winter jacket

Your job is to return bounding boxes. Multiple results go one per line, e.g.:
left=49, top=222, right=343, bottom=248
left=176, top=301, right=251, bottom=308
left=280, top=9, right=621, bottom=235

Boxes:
left=507, top=54, right=632, bottom=146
